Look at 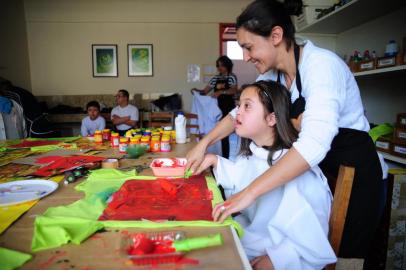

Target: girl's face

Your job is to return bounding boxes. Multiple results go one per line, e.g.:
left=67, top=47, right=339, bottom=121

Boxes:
left=235, top=87, right=275, bottom=145
left=237, top=27, right=277, bottom=74
left=87, top=106, right=100, bottom=121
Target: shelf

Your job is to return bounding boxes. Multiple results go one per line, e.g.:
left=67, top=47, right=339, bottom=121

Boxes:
left=354, top=65, right=406, bottom=77
left=297, top=0, right=406, bottom=34
left=378, top=151, right=406, bottom=165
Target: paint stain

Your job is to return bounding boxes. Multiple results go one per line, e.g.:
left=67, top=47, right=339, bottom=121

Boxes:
left=35, top=251, right=67, bottom=270
left=90, top=235, right=107, bottom=248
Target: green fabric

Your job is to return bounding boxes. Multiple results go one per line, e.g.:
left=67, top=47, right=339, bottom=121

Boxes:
left=29, top=143, right=77, bottom=152
left=368, top=123, right=394, bottom=143
left=31, top=169, right=243, bottom=252
left=26, top=136, right=80, bottom=142
left=0, top=247, right=32, bottom=270
left=173, top=233, right=223, bottom=252
left=0, top=147, right=6, bottom=152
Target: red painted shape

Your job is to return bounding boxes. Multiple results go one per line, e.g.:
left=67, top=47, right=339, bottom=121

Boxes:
left=33, top=155, right=105, bottom=177
left=99, top=175, right=213, bottom=221
left=10, top=140, right=61, bottom=148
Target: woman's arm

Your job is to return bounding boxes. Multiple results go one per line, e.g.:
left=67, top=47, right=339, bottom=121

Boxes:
left=186, top=114, right=235, bottom=173
left=213, top=147, right=310, bottom=222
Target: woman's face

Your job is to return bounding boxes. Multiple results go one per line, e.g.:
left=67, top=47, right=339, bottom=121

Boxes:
left=237, top=27, right=277, bottom=74
left=235, top=87, right=274, bottom=144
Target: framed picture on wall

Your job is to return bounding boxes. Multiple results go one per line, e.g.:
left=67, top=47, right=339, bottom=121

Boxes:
left=92, top=44, right=118, bottom=77
left=127, top=44, right=153, bottom=76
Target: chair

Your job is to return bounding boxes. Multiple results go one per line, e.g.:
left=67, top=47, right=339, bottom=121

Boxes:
left=184, top=113, right=201, bottom=138
left=327, top=165, right=360, bottom=270
left=148, top=111, right=174, bottom=128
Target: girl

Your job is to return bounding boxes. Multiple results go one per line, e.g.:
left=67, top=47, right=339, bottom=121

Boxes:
left=199, top=80, right=336, bottom=270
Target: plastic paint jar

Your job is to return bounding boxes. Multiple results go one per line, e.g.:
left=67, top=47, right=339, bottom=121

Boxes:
left=102, top=129, right=111, bottom=141
left=94, top=130, right=103, bottom=144
left=140, top=136, right=150, bottom=152
left=150, top=136, right=161, bottom=152
left=170, top=130, right=176, bottom=143
left=119, top=137, right=129, bottom=153
left=130, top=137, right=139, bottom=145
left=160, top=135, right=171, bottom=152
left=111, top=133, right=120, bottom=148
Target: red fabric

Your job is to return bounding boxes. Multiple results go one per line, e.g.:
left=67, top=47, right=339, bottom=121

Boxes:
left=9, top=140, right=62, bottom=148
left=99, top=175, right=213, bottom=221
left=33, top=155, right=105, bottom=177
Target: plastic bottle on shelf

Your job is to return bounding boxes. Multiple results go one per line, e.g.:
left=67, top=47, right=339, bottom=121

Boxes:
left=175, top=112, right=187, bottom=144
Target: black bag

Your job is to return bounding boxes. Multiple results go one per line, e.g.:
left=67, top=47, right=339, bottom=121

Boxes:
left=151, top=93, right=182, bottom=111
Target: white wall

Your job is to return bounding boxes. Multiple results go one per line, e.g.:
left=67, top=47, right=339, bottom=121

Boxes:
left=24, top=0, right=252, bottom=110
left=336, top=7, right=406, bottom=124
left=0, top=0, right=31, bottom=90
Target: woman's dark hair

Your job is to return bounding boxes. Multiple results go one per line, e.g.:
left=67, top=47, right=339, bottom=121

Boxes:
left=118, top=89, right=129, bottom=99
left=216, top=55, right=234, bottom=73
left=86, top=100, right=100, bottom=111
left=239, top=80, right=298, bottom=165
left=236, top=0, right=302, bottom=51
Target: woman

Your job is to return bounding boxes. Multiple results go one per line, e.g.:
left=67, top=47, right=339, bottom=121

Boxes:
left=186, top=0, right=385, bottom=264
left=192, top=55, right=238, bottom=158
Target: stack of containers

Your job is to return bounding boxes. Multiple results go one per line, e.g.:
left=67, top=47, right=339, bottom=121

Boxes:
left=392, top=113, right=406, bottom=158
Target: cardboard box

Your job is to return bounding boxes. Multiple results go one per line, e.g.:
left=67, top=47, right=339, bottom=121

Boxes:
left=397, top=113, right=406, bottom=127
left=376, top=136, right=392, bottom=153
left=359, top=59, right=376, bottom=71
left=377, top=56, right=396, bottom=68
left=393, top=126, right=406, bottom=144
left=392, top=143, right=406, bottom=158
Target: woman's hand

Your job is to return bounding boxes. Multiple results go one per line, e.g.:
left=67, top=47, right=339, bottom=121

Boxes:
left=250, top=255, right=274, bottom=270
left=186, top=140, right=209, bottom=174
left=211, top=91, right=222, bottom=98
left=212, top=188, right=256, bottom=223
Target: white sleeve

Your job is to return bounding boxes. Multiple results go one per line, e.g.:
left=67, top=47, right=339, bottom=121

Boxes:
left=293, top=56, right=346, bottom=167
left=81, top=119, right=88, bottom=136
left=213, top=156, right=238, bottom=190
left=229, top=107, right=238, bottom=119
left=130, top=107, right=139, bottom=121
left=99, top=117, right=106, bottom=131
left=110, top=107, right=116, bottom=119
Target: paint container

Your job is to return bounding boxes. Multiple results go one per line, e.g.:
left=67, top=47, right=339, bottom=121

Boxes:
left=111, top=133, right=120, bottom=148
left=94, top=130, right=103, bottom=144
left=150, top=136, right=161, bottom=152
left=140, top=136, right=150, bottom=152
left=102, top=129, right=111, bottom=141
left=160, top=136, right=171, bottom=152
left=119, top=138, right=129, bottom=153
left=101, top=158, right=119, bottom=169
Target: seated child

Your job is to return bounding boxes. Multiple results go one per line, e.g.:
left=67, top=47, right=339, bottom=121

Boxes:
left=81, top=101, right=106, bottom=136
left=200, top=81, right=336, bottom=270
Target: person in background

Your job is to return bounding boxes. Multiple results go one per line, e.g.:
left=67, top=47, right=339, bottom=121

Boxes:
left=81, top=100, right=105, bottom=137
left=111, top=89, right=139, bottom=136
left=192, top=55, right=238, bottom=158
left=186, top=0, right=386, bottom=267
left=199, top=81, right=336, bottom=269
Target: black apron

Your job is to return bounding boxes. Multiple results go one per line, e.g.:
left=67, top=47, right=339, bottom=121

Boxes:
left=278, top=44, right=385, bottom=258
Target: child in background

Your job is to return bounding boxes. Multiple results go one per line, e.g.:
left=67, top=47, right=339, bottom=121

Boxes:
left=81, top=101, right=106, bottom=137
left=199, top=81, right=336, bottom=270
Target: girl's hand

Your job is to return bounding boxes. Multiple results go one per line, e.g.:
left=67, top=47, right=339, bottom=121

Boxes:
left=212, top=188, right=256, bottom=223
left=198, top=154, right=217, bottom=172
left=250, top=255, right=274, bottom=270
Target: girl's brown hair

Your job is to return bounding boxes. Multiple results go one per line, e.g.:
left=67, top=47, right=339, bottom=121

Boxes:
left=239, top=80, right=298, bottom=165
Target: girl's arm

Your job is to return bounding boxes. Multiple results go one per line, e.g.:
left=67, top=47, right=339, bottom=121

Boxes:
left=213, top=147, right=310, bottom=222
left=186, top=114, right=235, bottom=173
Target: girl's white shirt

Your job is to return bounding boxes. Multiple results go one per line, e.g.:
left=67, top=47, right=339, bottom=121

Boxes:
left=214, top=142, right=336, bottom=270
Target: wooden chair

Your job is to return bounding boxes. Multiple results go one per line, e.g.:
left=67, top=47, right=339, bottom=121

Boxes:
left=148, top=111, right=174, bottom=128
left=326, top=165, right=357, bottom=270
left=184, top=113, right=201, bottom=138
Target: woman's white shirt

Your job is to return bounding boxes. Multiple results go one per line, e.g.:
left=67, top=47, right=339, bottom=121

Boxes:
left=213, top=143, right=336, bottom=269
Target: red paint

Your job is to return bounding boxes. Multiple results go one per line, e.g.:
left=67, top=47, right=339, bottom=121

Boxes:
left=35, top=251, right=67, bottom=270
left=9, top=140, right=62, bottom=148
left=99, top=175, right=213, bottom=221
left=33, top=155, right=105, bottom=177
left=90, top=234, right=107, bottom=248
left=176, top=257, right=200, bottom=265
